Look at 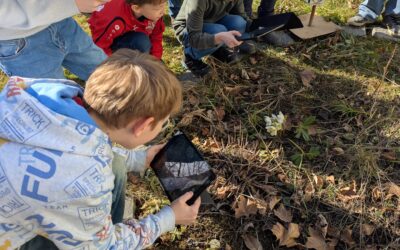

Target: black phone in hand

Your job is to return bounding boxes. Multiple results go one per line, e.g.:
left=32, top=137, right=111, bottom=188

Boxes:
left=150, top=132, right=216, bottom=206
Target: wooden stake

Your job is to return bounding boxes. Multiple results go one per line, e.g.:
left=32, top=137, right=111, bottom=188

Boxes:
left=308, top=4, right=317, bottom=26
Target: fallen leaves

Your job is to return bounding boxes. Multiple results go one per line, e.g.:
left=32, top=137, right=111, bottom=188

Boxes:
left=242, top=234, right=263, bottom=250
left=338, top=180, right=361, bottom=202
left=305, top=227, right=332, bottom=250
left=299, top=69, right=316, bottom=87
left=273, top=204, right=293, bottom=223
left=361, top=223, right=375, bottom=236
left=271, top=222, right=300, bottom=248
left=233, top=196, right=268, bottom=218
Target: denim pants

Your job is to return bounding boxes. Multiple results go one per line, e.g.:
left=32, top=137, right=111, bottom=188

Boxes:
left=19, top=154, right=127, bottom=250
left=168, top=0, right=183, bottom=18
left=184, top=15, right=247, bottom=60
left=110, top=31, right=152, bottom=55
left=243, top=0, right=277, bottom=17
left=359, top=0, right=400, bottom=20
left=0, top=18, right=106, bottom=81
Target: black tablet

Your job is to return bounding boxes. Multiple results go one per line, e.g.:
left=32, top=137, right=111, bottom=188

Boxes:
left=237, top=23, right=285, bottom=41
left=150, top=132, right=216, bottom=205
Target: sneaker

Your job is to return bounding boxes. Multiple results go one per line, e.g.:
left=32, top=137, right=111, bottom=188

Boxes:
left=382, top=15, right=400, bottom=37
left=260, top=30, right=295, bottom=47
left=382, top=15, right=400, bottom=28
left=182, top=53, right=210, bottom=77
left=238, top=41, right=256, bottom=55
left=347, top=15, right=375, bottom=27
left=211, top=46, right=240, bottom=64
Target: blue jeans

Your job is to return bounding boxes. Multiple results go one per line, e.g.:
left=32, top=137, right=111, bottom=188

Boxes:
left=19, top=154, right=127, bottom=250
left=184, top=15, right=247, bottom=60
left=243, top=0, right=276, bottom=17
left=168, top=0, right=183, bottom=18
left=0, top=18, right=106, bottom=81
left=359, top=0, right=400, bottom=20
left=111, top=31, right=152, bottom=55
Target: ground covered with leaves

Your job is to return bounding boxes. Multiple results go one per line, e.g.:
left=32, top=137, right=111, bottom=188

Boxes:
left=0, top=0, right=399, bottom=249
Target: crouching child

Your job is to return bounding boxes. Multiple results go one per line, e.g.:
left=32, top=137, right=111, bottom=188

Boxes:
left=173, top=0, right=256, bottom=77
left=89, top=0, right=166, bottom=59
left=0, top=49, right=200, bottom=249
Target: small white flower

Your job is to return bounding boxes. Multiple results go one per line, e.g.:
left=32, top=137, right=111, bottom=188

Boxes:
left=264, top=112, right=286, bottom=136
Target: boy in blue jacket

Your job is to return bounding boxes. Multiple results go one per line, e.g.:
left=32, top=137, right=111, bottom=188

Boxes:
left=0, top=49, right=200, bottom=249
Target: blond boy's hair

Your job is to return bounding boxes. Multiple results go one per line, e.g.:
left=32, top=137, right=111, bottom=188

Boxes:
left=84, top=49, right=182, bottom=129
left=126, top=0, right=166, bottom=6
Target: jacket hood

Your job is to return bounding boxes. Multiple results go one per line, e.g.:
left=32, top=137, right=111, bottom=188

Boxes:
left=0, top=77, right=112, bottom=159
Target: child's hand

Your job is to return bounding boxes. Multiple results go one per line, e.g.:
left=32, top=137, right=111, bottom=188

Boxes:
left=214, top=31, right=243, bottom=48
left=145, top=144, right=165, bottom=167
left=75, top=0, right=110, bottom=13
left=171, top=192, right=201, bottom=225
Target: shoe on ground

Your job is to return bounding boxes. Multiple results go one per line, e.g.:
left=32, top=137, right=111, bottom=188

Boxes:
left=382, top=14, right=400, bottom=28
left=238, top=41, right=256, bottom=55
left=260, top=30, right=295, bottom=47
left=347, top=15, right=376, bottom=27
left=211, top=46, right=240, bottom=64
left=182, top=53, right=210, bottom=78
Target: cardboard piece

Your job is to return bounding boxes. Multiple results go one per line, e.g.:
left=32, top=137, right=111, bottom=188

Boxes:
left=290, top=14, right=341, bottom=39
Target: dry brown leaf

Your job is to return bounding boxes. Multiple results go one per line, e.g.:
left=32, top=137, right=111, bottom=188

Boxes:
left=304, top=182, right=315, bottom=202
left=268, top=196, right=281, bottom=210
left=229, top=74, right=239, bottom=81
left=214, top=106, right=225, bottom=121
left=225, top=243, right=233, bottom=250
left=248, top=71, right=260, bottom=80
left=313, top=175, right=324, bottom=189
left=308, top=125, right=318, bottom=136
left=274, top=204, right=293, bottom=223
left=381, top=151, right=396, bottom=161
left=361, top=224, right=375, bottom=236
left=215, top=186, right=231, bottom=199
left=203, top=139, right=220, bottom=153
left=299, top=69, right=316, bottom=87
left=188, top=95, right=199, bottom=106
left=332, top=147, right=345, bottom=155
left=241, top=69, right=250, bottom=80
left=242, top=234, right=263, bottom=250
left=340, top=227, right=355, bottom=247
left=388, top=183, right=400, bottom=197
left=372, top=186, right=383, bottom=201
left=249, top=57, right=257, bottom=65
left=254, top=184, right=279, bottom=195
left=316, top=214, right=328, bottom=238
left=234, top=196, right=258, bottom=218
left=326, top=175, right=335, bottom=185
left=256, top=200, right=269, bottom=215
left=305, top=227, right=328, bottom=250
left=224, top=85, right=242, bottom=95
left=338, top=180, right=360, bottom=202
left=271, top=222, right=299, bottom=248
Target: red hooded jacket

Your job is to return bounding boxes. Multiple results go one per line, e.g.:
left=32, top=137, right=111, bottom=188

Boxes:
left=88, top=0, right=165, bottom=59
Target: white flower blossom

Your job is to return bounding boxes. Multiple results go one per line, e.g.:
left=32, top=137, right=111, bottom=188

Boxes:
left=264, top=112, right=285, bottom=136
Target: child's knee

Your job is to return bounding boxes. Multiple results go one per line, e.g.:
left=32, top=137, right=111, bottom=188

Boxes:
left=133, top=33, right=152, bottom=53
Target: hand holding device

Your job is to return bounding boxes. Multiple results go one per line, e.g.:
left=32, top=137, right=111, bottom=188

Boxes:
left=171, top=192, right=201, bottom=225
left=214, top=31, right=243, bottom=48
left=150, top=132, right=216, bottom=206
left=75, top=0, right=110, bottom=13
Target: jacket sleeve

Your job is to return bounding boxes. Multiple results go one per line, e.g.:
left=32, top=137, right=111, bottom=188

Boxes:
left=231, top=0, right=251, bottom=22
left=43, top=194, right=175, bottom=249
left=0, top=0, right=79, bottom=29
left=112, top=146, right=148, bottom=174
left=89, top=17, right=126, bottom=56
left=186, top=1, right=217, bottom=50
left=149, top=19, right=165, bottom=60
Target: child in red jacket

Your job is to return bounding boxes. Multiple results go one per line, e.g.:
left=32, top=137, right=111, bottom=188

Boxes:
left=89, top=0, right=166, bottom=60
